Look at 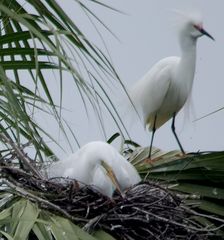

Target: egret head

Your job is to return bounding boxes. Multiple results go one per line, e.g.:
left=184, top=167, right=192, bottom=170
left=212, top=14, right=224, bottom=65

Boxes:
left=173, top=10, right=214, bottom=41
left=191, top=24, right=215, bottom=41
left=189, top=21, right=214, bottom=40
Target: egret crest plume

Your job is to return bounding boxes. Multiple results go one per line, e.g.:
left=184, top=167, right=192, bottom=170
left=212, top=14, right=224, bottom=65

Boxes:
left=171, top=9, right=203, bottom=32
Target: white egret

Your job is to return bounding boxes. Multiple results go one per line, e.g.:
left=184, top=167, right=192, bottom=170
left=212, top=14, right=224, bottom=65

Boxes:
left=48, top=141, right=141, bottom=197
left=129, top=11, right=214, bottom=158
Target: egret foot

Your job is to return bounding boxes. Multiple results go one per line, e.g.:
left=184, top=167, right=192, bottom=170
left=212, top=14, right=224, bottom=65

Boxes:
left=175, top=152, right=187, bottom=158
left=144, top=156, right=162, bottom=165
left=186, top=150, right=201, bottom=156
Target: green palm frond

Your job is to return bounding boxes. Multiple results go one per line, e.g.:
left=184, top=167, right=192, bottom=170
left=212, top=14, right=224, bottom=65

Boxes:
left=0, top=0, right=127, bottom=160
left=0, top=197, right=114, bottom=240
left=130, top=147, right=224, bottom=217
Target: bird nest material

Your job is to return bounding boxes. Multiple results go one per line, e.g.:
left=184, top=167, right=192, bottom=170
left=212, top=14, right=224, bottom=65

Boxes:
left=1, top=166, right=220, bottom=240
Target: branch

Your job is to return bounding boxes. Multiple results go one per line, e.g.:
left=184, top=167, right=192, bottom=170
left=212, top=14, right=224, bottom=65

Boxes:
left=0, top=133, right=42, bottom=178
left=133, top=206, right=222, bottom=233
left=2, top=178, right=87, bottom=223
left=181, top=205, right=224, bottom=224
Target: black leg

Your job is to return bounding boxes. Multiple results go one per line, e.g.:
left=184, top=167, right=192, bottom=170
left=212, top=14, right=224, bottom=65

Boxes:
left=171, top=113, right=185, bottom=155
left=148, top=115, right=157, bottom=158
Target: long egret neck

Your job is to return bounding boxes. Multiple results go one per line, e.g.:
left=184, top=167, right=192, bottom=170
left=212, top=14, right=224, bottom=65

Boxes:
left=64, top=145, right=122, bottom=195
left=177, top=32, right=197, bottom=96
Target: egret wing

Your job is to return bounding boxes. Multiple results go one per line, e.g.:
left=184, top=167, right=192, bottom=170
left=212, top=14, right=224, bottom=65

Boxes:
left=130, top=57, right=178, bottom=129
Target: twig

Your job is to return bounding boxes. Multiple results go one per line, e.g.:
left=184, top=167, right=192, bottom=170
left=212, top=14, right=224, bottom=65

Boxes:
left=83, top=214, right=105, bottom=232
left=181, top=205, right=224, bottom=224
left=133, top=206, right=219, bottom=233
left=2, top=178, right=87, bottom=223
left=0, top=133, right=42, bottom=178
left=1, top=166, right=34, bottom=178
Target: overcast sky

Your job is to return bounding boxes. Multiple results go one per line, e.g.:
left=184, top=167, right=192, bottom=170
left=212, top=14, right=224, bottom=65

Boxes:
left=49, top=0, right=223, bottom=158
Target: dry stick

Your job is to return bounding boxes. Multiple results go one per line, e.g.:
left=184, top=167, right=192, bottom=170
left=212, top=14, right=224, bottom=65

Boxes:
left=83, top=214, right=105, bottom=232
left=133, top=207, right=220, bottom=233
left=0, top=133, right=42, bottom=178
left=1, top=166, right=34, bottom=178
left=181, top=205, right=224, bottom=224
left=2, top=178, right=87, bottom=223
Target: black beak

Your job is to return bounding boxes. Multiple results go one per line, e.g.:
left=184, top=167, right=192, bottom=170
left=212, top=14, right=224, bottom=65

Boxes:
left=200, top=28, right=215, bottom=41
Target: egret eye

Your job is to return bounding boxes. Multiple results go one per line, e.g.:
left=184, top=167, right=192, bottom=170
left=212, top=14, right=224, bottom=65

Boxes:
left=193, top=23, right=203, bottom=31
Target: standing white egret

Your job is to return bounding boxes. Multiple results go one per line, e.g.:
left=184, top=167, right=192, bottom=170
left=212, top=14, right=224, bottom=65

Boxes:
left=130, top=12, right=214, bottom=158
left=48, top=141, right=141, bottom=197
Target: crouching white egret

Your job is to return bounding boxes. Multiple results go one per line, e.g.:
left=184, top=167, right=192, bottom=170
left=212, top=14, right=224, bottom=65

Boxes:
left=129, top=11, right=214, bottom=158
left=48, top=141, right=141, bottom=197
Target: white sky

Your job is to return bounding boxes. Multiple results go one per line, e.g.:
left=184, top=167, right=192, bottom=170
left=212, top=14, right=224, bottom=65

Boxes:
left=47, top=0, right=224, bottom=158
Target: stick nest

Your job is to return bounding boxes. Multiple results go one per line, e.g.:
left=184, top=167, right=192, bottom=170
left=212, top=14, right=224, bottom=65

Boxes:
left=2, top=166, right=220, bottom=240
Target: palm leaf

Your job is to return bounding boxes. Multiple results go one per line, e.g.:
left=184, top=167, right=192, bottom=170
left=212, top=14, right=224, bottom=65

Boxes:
left=0, top=0, right=127, bottom=161
left=131, top=147, right=224, bottom=216
left=0, top=197, right=114, bottom=240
